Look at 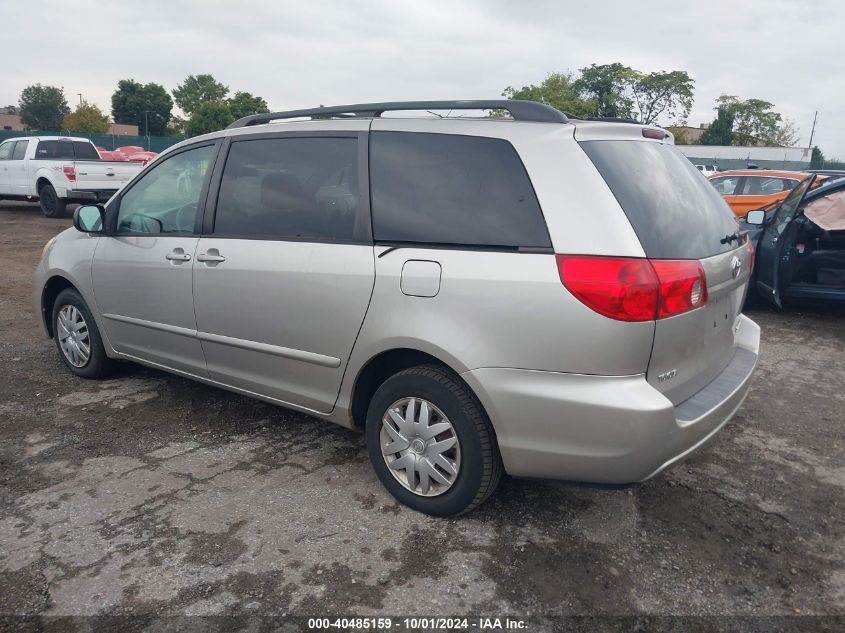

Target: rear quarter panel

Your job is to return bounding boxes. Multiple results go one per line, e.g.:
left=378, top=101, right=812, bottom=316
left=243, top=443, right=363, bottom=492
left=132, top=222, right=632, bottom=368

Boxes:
left=335, top=247, right=656, bottom=418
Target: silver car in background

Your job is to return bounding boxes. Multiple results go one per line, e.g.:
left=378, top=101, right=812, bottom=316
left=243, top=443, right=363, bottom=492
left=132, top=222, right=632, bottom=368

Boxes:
left=33, top=100, right=759, bottom=516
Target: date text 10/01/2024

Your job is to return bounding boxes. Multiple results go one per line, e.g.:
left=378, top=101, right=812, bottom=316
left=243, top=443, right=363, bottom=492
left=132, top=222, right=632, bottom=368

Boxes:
left=307, top=617, right=528, bottom=630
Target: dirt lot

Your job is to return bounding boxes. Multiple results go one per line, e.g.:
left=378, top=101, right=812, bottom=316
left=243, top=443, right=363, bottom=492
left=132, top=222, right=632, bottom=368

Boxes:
left=1, top=201, right=843, bottom=629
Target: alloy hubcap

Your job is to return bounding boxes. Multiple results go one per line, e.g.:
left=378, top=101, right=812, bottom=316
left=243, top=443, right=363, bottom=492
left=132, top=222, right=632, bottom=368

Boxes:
left=380, top=397, right=461, bottom=497
left=57, top=305, right=90, bottom=367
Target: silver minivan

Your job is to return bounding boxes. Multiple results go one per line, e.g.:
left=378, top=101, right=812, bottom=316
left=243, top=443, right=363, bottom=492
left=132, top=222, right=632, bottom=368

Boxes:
left=33, top=100, right=760, bottom=516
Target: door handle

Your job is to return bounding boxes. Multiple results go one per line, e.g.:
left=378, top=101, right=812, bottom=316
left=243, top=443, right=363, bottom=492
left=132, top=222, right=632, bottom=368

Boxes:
left=165, top=248, right=191, bottom=262
left=196, top=249, right=226, bottom=263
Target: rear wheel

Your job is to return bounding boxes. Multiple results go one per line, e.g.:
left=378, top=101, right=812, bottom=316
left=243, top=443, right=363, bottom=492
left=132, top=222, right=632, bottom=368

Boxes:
left=39, top=184, right=67, bottom=218
left=52, top=288, right=113, bottom=378
left=365, top=365, right=502, bottom=516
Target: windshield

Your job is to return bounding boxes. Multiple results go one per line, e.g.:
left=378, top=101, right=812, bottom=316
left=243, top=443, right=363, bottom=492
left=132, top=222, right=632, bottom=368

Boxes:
left=579, top=140, right=740, bottom=260
left=772, top=176, right=815, bottom=235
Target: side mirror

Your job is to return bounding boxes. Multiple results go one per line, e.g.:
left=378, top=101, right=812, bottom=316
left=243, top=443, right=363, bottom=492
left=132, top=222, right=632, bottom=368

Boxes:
left=73, top=205, right=105, bottom=233
left=745, top=209, right=766, bottom=226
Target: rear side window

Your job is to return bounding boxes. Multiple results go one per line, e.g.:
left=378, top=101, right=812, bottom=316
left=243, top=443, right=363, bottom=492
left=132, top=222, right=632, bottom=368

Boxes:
left=748, top=177, right=796, bottom=195
left=11, top=140, right=28, bottom=160
left=34, top=140, right=95, bottom=159
left=35, top=140, right=56, bottom=159
left=370, top=132, right=551, bottom=248
left=214, top=137, right=360, bottom=241
left=580, top=141, right=739, bottom=260
left=0, top=142, right=11, bottom=160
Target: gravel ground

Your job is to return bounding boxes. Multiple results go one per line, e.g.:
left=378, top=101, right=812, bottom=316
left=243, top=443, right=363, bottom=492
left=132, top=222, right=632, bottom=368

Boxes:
left=0, top=201, right=843, bottom=631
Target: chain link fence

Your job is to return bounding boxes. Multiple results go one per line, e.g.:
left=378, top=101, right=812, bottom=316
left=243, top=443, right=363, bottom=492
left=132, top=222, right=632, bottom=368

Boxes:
left=0, top=130, right=182, bottom=153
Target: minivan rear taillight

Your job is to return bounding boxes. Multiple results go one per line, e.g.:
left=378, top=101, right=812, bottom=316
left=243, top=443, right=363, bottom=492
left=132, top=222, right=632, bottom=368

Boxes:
left=556, top=255, right=707, bottom=322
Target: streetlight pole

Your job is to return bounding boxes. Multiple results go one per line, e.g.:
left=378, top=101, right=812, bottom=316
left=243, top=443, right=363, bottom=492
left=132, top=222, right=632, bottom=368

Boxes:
left=808, top=110, right=818, bottom=149
left=143, top=110, right=151, bottom=150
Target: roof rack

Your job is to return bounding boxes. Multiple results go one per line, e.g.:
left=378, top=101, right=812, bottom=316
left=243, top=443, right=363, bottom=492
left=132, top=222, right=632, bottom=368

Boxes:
left=226, top=100, right=569, bottom=129
left=586, top=116, right=640, bottom=124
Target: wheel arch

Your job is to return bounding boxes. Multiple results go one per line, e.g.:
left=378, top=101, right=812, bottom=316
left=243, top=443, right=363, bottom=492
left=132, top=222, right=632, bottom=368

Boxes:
left=348, top=347, right=485, bottom=430
left=41, top=275, right=79, bottom=337
left=35, top=176, right=54, bottom=195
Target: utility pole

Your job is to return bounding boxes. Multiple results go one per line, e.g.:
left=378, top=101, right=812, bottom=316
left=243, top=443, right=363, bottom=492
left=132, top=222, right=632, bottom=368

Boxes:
left=808, top=110, right=818, bottom=148
left=77, top=93, right=83, bottom=106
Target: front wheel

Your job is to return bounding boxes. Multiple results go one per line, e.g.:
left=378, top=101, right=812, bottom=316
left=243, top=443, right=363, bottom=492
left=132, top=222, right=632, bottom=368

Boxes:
left=52, top=288, right=113, bottom=378
left=365, top=365, right=502, bottom=516
left=39, top=184, right=67, bottom=218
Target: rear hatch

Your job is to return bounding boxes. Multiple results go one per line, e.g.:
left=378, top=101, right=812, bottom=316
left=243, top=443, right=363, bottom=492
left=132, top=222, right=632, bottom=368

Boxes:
left=579, top=135, right=751, bottom=405
left=71, top=159, right=143, bottom=192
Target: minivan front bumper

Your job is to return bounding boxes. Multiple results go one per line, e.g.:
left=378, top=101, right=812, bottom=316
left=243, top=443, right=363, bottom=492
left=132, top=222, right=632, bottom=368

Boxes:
left=461, top=314, right=760, bottom=484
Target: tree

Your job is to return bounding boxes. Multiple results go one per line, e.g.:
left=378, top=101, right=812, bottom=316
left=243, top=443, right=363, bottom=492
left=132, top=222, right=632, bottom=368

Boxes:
left=18, top=84, right=70, bottom=130
left=63, top=102, right=110, bottom=134
left=667, top=126, right=690, bottom=144
left=111, top=80, right=173, bottom=136
left=699, top=107, right=735, bottom=146
left=2, top=105, right=17, bottom=114
left=716, top=95, right=797, bottom=146
left=628, top=70, right=694, bottom=125
left=810, top=146, right=826, bottom=169
left=173, top=74, right=229, bottom=116
left=186, top=101, right=234, bottom=137
left=227, top=91, right=270, bottom=120
left=573, top=63, right=634, bottom=119
left=502, top=72, right=594, bottom=118
left=165, top=116, right=188, bottom=138
left=769, top=118, right=800, bottom=147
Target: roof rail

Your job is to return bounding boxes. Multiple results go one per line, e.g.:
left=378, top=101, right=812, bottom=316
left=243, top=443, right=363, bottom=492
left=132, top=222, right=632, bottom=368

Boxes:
left=226, top=100, right=569, bottom=129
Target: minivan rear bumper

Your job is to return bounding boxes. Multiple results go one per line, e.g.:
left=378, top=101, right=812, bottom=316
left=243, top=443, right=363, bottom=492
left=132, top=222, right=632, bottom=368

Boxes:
left=461, top=314, right=760, bottom=484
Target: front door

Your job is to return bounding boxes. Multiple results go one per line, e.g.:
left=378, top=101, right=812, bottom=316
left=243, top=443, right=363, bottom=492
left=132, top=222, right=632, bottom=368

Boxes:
left=0, top=140, right=12, bottom=193
left=756, top=175, right=816, bottom=307
left=92, top=142, right=218, bottom=375
left=7, top=140, right=31, bottom=194
left=192, top=132, right=375, bottom=414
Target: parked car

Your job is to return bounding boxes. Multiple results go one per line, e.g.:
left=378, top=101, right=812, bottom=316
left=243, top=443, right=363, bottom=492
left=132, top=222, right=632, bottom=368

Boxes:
left=740, top=174, right=845, bottom=306
left=695, top=163, right=718, bottom=177
left=708, top=169, right=821, bottom=218
left=33, top=100, right=759, bottom=516
left=0, top=136, right=143, bottom=217
left=124, top=151, right=158, bottom=166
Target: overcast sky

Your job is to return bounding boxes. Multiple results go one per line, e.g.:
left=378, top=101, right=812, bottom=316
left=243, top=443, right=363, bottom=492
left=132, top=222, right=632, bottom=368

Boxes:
left=3, top=0, right=844, bottom=155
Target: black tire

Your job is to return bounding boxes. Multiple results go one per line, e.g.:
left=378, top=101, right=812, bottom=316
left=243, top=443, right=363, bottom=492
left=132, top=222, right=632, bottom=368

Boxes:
left=52, top=288, right=113, bottom=378
left=39, top=184, right=67, bottom=218
left=365, top=364, right=502, bottom=516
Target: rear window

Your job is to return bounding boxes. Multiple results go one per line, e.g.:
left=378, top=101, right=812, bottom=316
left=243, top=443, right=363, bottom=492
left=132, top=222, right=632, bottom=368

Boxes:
left=370, top=131, right=551, bottom=249
left=73, top=141, right=99, bottom=160
left=580, top=140, right=739, bottom=260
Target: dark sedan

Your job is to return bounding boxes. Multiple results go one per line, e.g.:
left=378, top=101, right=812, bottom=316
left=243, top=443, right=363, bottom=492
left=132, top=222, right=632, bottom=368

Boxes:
left=740, top=175, right=845, bottom=306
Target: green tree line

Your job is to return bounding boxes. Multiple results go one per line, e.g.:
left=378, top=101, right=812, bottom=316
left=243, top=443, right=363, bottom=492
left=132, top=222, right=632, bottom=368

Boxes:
left=9, top=76, right=270, bottom=140
left=502, top=63, right=801, bottom=149
left=9, top=66, right=837, bottom=160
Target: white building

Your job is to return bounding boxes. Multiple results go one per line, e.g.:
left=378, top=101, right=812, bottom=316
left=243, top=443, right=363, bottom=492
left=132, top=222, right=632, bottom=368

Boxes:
left=677, top=145, right=811, bottom=171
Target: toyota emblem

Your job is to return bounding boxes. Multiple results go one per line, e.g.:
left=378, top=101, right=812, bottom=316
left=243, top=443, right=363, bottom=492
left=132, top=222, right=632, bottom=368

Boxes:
left=730, top=255, right=741, bottom=279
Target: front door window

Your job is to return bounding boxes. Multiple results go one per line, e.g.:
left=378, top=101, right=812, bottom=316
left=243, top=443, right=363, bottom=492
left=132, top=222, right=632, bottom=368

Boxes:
left=116, top=145, right=214, bottom=234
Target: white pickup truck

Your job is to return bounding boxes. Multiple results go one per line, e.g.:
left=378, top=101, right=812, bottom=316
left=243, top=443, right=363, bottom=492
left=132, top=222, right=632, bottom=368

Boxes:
left=0, top=136, right=144, bottom=217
